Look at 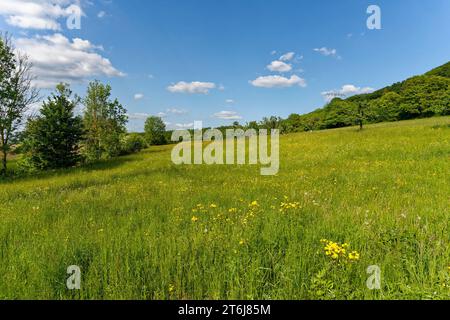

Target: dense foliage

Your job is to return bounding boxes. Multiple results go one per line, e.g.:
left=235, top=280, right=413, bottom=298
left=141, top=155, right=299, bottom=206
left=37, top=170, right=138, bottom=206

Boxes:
left=144, top=116, right=167, bottom=146
left=83, top=81, right=128, bottom=161
left=0, top=34, right=38, bottom=175
left=280, top=62, right=450, bottom=133
left=121, top=133, right=147, bottom=155
left=21, top=84, right=84, bottom=170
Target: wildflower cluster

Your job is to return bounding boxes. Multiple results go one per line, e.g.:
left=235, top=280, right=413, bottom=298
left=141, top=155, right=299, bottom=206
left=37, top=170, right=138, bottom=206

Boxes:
left=242, top=201, right=260, bottom=225
left=279, top=196, right=301, bottom=213
left=320, top=239, right=360, bottom=263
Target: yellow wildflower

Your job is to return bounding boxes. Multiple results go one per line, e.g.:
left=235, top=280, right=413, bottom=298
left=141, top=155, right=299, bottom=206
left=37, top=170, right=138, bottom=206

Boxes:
left=191, top=216, right=199, bottom=222
left=348, top=251, right=360, bottom=261
left=169, top=284, right=175, bottom=294
left=250, top=201, right=259, bottom=207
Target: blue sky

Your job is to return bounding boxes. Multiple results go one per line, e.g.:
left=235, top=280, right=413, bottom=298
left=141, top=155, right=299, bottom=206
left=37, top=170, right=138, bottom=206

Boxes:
left=1, top=0, right=449, bottom=131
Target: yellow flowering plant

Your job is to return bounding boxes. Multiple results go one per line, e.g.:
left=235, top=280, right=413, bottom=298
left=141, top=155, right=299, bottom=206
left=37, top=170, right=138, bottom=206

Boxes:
left=320, top=239, right=360, bottom=263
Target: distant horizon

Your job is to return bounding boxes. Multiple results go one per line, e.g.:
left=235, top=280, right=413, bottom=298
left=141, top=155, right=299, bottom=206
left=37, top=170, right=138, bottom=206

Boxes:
left=1, top=0, right=449, bottom=131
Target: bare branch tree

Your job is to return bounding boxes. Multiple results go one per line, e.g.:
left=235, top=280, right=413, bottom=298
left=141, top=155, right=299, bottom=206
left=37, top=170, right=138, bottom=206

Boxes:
left=0, top=32, right=39, bottom=175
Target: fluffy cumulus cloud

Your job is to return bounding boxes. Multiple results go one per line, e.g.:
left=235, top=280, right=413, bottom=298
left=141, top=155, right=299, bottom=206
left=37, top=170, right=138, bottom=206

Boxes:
left=167, top=81, right=216, bottom=94
left=15, top=33, right=124, bottom=88
left=314, top=47, right=338, bottom=57
left=213, top=110, right=242, bottom=120
left=250, top=75, right=306, bottom=88
left=134, top=93, right=144, bottom=100
left=321, top=84, right=374, bottom=102
left=267, top=60, right=292, bottom=73
left=0, top=0, right=82, bottom=31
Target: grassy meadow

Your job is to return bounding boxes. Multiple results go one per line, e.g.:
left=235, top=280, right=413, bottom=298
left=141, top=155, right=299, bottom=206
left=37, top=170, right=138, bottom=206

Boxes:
left=1, top=117, right=449, bottom=300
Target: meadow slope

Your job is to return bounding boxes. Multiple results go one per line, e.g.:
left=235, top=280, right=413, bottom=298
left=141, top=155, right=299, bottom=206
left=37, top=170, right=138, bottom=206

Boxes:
left=0, top=117, right=449, bottom=300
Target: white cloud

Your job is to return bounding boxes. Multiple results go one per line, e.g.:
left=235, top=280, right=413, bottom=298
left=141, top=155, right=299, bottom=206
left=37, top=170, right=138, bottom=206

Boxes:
left=279, top=52, right=295, bottom=61
left=314, top=47, right=338, bottom=57
left=15, top=33, right=124, bottom=88
left=97, top=11, right=106, bottom=18
left=134, top=93, right=144, bottom=100
left=267, top=60, right=292, bottom=73
left=321, top=84, right=374, bottom=102
left=166, top=108, right=187, bottom=114
left=213, top=110, right=242, bottom=120
left=0, top=0, right=83, bottom=30
left=155, top=108, right=188, bottom=119
left=250, top=75, right=306, bottom=88
left=167, top=81, right=216, bottom=94
left=226, top=99, right=235, bottom=104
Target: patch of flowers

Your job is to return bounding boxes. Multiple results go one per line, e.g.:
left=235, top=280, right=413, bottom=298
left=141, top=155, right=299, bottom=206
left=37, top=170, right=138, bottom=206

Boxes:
left=320, top=239, right=360, bottom=263
left=279, top=196, right=301, bottom=213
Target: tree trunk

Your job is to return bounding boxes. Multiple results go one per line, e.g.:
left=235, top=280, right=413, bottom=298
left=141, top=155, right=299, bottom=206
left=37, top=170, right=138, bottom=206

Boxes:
left=1, top=149, right=6, bottom=176
left=0, top=131, right=6, bottom=175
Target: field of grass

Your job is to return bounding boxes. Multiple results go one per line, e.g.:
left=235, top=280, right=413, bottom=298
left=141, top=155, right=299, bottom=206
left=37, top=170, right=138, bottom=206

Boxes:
left=0, top=117, right=449, bottom=300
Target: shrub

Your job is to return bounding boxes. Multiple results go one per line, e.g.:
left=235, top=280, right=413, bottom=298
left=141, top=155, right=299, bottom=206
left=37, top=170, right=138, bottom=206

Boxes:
left=121, top=133, right=147, bottom=155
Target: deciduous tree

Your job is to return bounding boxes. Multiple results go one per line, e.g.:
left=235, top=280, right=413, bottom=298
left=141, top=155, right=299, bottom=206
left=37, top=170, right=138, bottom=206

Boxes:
left=0, top=33, right=39, bottom=175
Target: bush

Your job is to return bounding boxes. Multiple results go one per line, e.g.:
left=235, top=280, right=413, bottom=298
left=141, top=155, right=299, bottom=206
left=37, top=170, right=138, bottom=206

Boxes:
left=121, top=133, right=147, bottom=155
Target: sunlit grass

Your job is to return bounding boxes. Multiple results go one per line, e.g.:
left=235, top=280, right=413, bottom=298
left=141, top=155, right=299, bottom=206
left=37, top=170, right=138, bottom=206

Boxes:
left=0, top=117, right=449, bottom=299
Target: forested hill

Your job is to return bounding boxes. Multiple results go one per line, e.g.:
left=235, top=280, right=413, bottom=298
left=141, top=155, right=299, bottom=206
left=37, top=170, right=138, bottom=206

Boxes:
left=426, top=61, right=450, bottom=78
left=282, top=61, right=450, bottom=133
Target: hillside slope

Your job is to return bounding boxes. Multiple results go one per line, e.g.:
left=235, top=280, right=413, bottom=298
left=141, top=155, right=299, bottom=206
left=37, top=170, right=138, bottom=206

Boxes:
left=283, top=61, right=450, bottom=132
left=0, top=117, right=449, bottom=299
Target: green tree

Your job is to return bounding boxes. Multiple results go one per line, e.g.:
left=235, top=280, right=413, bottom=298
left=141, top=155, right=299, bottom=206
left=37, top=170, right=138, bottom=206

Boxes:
left=260, top=116, right=282, bottom=130
left=368, top=92, right=402, bottom=123
left=144, top=116, right=167, bottom=145
left=22, top=84, right=84, bottom=169
left=246, top=121, right=260, bottom=131
left=83, top=81, right=128, bottom=161
left=322, top=98, right=358, bottom=129
left=0, top=33, right=39, bottom=175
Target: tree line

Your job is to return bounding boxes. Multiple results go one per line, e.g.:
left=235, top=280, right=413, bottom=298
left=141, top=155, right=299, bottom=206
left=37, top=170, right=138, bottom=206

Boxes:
left=0, top=34, right=167, bottom=177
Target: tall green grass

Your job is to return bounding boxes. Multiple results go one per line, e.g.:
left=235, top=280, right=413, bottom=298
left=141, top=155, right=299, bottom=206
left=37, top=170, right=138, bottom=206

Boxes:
left=0, top=117, right=449, bottom=299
